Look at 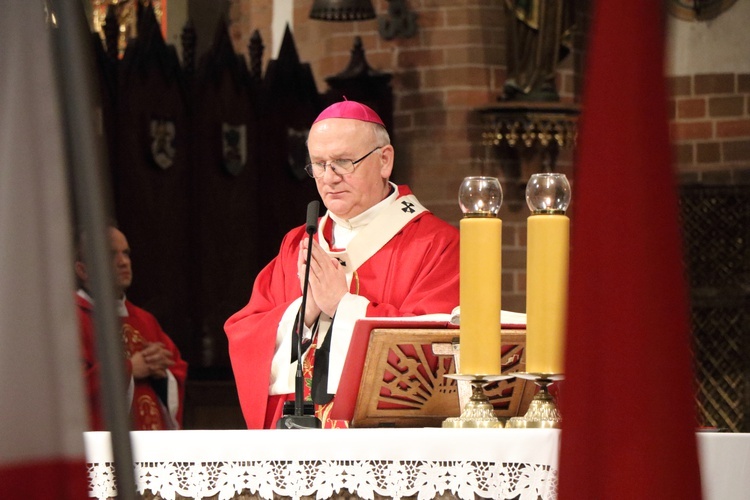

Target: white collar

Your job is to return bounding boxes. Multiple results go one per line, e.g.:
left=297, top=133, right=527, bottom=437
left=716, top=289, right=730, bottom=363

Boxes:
left=77, top=288, right=128, bottom=317
left=328, top=182, right=398, bottom=230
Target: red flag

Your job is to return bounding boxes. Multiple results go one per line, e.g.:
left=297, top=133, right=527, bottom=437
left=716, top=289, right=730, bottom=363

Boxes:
left=557, top=1, right=702, bottom=499
left=0, top=3, right=88, bottom=498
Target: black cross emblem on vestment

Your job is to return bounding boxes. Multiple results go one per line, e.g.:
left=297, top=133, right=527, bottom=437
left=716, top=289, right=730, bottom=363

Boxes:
left=401, top=201, right=415, bottom=213
left=336, top=257, right=347, bottom=267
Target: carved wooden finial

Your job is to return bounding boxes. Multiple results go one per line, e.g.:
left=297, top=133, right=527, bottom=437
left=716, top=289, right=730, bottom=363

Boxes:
left=249, top=30, right=264, bottom=83
left=181, top=19, right=196, bottom=76
left=103, top=4, right=119, bottom=60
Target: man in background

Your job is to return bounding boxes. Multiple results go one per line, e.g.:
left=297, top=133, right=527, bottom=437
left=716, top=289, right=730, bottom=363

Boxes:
left=75, top=225, right=188, bottom=430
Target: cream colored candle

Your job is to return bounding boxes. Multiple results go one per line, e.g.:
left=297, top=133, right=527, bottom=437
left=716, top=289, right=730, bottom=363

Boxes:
left=459, top=217, right=502, bottom=375
left=525, top=214, right=569, bottom=374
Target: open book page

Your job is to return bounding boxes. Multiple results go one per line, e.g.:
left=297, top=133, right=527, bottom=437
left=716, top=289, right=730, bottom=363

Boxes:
left=363, top=313, right=452, bottom=323
left=361, top=308, right=527, bottom=327
left=449, top=306, right=527, bottom=326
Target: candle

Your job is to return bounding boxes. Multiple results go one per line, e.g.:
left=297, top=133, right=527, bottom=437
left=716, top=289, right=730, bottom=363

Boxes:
left=526, top=214, right=569, bottom=373
left=458, top=177, right=503, bottom=375
left=524, top=173, right=571, bottom=375
left=460, top=218, right=502, bottom=374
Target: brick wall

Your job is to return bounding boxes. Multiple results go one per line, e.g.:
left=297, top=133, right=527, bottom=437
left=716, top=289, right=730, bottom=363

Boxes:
left=670, top=73, right=750, bottom=184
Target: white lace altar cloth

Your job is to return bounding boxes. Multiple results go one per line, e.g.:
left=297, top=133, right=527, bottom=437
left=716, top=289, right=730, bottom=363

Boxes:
left=85, top=428, right=561, bottom=499
left=87, top=459, right=557, bottom=499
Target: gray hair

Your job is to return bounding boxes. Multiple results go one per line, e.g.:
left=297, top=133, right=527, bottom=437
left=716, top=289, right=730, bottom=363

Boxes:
left=372, top=122, right=391, bottom=147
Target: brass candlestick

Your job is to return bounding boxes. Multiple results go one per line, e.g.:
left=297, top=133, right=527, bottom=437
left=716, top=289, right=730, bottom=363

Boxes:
left=442, top=374, right=513, bottom=428
left=505, top=373, right=564, bottom=428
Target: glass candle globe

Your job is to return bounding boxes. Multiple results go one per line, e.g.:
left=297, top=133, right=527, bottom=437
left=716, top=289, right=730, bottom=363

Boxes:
left=525, top=173, right=571, bottom=214
left=458, top=176, right=503, bottom=216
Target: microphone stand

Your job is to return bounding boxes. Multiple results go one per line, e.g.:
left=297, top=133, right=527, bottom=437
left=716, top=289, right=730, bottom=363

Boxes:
left=277, top=201, right=322, bottom=429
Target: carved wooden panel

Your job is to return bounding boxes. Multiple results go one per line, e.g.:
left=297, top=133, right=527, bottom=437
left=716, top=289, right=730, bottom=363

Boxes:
left=351, top=328, right=535, bottom=427
left=190, top=19, right=260, bottom=368
left=255, top=26, right=322, bottom=266
left=681, top=184, right=750, bottom=432
left=111, top=7, right=191, bottom=344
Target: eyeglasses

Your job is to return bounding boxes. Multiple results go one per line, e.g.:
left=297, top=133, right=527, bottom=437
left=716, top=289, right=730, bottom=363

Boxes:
left=304, top=146, right=382, bottom=179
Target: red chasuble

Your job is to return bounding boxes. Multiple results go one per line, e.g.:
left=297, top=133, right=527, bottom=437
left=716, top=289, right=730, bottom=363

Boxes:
left=76, top=295, right=188, bottom=430
left=225, top=185, right=460, bottom=429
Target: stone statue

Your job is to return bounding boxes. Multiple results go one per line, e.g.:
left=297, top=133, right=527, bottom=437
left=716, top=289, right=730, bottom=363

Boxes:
left=502, top=0, right=576, bottom=102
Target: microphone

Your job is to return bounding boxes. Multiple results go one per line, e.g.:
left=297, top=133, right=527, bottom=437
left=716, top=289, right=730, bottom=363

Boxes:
left=306, top=200, right=319, bottom=235
left=276, top=200, right=322, bottom=429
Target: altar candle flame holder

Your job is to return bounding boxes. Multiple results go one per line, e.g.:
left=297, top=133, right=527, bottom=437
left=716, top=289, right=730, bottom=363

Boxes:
left=505, top=373, right=564, bottom=428
left=442, top=374, right=514, bottom=428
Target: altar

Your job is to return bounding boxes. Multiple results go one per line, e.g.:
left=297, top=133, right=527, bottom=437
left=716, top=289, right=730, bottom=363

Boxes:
left=85, top=429, right=750, bottom=499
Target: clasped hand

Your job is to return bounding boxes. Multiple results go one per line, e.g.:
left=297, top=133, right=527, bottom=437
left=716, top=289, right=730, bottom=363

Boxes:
left=298, top=238, right=348, bottom=326
left=130, top=342, right=175, bottom=380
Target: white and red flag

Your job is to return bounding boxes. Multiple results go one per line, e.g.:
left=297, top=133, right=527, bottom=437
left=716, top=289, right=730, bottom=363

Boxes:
left=0, top=2, right=89, bottom=498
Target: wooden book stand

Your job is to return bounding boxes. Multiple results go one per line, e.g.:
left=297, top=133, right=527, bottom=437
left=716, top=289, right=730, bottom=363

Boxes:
left=331, top=319, right=536, bottom=428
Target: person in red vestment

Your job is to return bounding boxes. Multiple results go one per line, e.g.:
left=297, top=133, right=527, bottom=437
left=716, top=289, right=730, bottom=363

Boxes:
left=225, top=100, right=460, bottom=429
left=75, top=226, right=188, bottom=430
